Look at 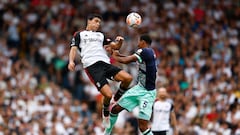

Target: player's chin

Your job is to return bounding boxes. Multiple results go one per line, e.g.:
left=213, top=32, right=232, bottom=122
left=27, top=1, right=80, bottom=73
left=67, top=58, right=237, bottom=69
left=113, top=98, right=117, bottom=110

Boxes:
left=92, top=26, right=99, bottom=31
left=113, top=48, right=120, bottom=51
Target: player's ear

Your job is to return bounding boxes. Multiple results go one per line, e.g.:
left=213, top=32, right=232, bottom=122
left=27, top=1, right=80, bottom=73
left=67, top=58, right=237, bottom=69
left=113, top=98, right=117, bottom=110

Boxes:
left=86, top=19, right=90, bottom=26
left=141, top=40, right=146, bottom=45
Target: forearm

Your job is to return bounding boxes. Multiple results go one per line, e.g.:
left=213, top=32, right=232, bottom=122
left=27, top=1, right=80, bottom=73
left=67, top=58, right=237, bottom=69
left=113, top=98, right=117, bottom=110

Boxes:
left=171, top=117, right=177, bottom=128
left=113, top=54, right=137, bottom=64
left=69, top=47, right=77, bottom=63
left=118, top=53, right=127, bottom=57
left=171, top=112, right=178, bottom=135
left=113, top=55, right=125, bottom=63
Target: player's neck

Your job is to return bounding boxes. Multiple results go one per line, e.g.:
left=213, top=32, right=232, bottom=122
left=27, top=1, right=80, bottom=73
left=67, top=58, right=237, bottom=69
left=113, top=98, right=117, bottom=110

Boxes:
left=86, top=27, right=95, bottom=31
left=85, top=26, right=96, bottom=31
left=159, top=98, right=166, bottom=101
left=86, top=29, right=93, bottom=31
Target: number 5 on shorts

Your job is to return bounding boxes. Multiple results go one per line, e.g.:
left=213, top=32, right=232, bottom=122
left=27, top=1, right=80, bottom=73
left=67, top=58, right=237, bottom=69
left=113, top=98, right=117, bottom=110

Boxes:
left=141, top=101, right=148, bottom=108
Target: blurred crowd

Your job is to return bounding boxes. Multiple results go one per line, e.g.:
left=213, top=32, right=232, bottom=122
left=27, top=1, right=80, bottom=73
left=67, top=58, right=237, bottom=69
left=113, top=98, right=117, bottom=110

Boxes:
left=0, top=0, right=240, bottom=135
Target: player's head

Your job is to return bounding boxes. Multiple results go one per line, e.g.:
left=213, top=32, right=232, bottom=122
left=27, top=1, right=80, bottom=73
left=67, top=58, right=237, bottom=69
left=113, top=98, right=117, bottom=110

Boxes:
left=157, top=87, right=168, bottom=100
left=86, top=14, right=102, bottom=31
left=138, top=34, right=152, bottom=48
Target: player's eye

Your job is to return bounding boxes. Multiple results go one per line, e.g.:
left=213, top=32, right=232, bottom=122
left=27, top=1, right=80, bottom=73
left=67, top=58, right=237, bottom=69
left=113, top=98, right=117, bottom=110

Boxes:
left=96, top=20, right=101, bottom=23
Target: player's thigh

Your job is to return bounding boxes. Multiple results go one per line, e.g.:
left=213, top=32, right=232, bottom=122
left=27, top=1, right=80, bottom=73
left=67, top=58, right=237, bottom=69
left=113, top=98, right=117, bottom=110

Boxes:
left=138, top=90, right=156, bottom=120
left=113, top=70, right=132, bottom=82
left=117, top=86, right=139, bottom=111
left=100, top=84, right=113, bottom=99
left=85, top=62, right=108, bottom=90
left=105, top=64, right=122, bottom=80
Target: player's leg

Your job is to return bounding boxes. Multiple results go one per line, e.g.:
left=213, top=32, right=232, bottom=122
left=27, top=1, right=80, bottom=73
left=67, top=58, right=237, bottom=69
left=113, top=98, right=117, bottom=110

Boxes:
left=113, top=70, right=132, bottom=101
left=139, top=119, right=153, bottom=135
left=138, top=88, right=157, bottom=135
left=85, top=62, right=113, bottom=127
left=104, top=104, right=124, bottom=135
left=100, top=84, right=113, bottom=117
left=105, top=63, right=132, bottom=102
left=105, top=86, right=139, bottom=134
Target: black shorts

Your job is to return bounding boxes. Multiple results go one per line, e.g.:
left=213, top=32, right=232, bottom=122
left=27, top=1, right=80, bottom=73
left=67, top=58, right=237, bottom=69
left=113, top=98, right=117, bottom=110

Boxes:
left=85, top=61, right=122, bottom=90
left=152, top=131, right=168, bottom=135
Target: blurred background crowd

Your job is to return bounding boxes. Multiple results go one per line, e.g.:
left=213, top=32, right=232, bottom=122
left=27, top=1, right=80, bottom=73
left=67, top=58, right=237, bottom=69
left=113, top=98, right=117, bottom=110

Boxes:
left=0, top=0, right=240, bottom=135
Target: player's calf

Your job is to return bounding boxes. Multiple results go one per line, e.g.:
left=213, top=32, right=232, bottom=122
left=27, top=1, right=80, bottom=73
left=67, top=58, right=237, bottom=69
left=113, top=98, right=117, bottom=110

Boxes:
left=114, top=87, right=128, bottom=101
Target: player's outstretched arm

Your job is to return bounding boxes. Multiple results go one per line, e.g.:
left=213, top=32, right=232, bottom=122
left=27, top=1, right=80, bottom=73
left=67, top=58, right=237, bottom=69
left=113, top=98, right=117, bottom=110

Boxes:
left=68, top=46, right=78, bottom=71
left=112, top=50, right=137, bottom=64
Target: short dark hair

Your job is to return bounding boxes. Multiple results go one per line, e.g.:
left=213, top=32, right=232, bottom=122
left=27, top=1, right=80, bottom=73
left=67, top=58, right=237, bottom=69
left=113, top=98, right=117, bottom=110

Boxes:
left=87, top=14, right=102, bottom=21
left=140, top=34, right=152, bottom=45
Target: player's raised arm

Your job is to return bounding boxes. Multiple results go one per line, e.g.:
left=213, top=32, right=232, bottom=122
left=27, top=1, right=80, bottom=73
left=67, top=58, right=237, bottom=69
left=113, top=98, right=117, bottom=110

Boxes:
left=109, top=36, right=124, bottom=50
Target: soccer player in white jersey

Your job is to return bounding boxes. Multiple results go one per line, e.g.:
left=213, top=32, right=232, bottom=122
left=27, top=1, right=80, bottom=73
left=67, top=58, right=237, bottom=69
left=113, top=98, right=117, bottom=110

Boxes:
left=68, top=14, right=133, bottom=127
left=104, top=34, right=157, bottom=135
left=151, top=87, right=178, bottom=135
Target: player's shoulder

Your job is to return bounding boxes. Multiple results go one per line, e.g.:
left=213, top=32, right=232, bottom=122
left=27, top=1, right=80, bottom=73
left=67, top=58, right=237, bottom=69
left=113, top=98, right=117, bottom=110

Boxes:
left=96, top=31, right=105, bottom=37
left=141, top=48, right=154, bottom=53
left=166, top=98, right=174, bottom=104
left=73, top=30, right=84, bottom=36
left=136, top=48, right=150, bottom=53
left=137, top=48, right=155, bottom=58
left=96, top=30, right=104, bottom=34
left=136, top=48, right=143, bottom=54
left=155, top=99, right=173, bottom=104
left=166, top=99, right=175, bottom=109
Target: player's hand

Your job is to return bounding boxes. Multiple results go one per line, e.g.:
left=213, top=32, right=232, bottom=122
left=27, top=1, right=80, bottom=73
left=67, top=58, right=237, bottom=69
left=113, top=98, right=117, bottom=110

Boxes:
left=68, top=61, right=75, bottom=71
left=115, top=36, right=124, bottom=42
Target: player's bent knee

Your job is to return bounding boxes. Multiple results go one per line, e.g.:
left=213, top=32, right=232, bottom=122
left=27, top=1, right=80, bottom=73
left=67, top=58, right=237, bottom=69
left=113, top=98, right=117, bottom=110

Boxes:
left=127, top=75, right=133, bottom=83
left=111, top=104, right=123, bottom=114
left=115, top=71, right=133, bottom=83
left=139, top=125, right=148, bottom=132
left=123, top=73, right=133, bottom=83
left=138, top=119, right=149, bottom=132
left=100, top=85, right=113, bottom=99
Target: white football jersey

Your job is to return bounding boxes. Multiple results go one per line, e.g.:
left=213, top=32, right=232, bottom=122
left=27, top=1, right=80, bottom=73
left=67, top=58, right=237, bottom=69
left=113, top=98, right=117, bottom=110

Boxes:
left=151, top=99, right=174, bottom=131
left=70, top=30, right=110, bottom=68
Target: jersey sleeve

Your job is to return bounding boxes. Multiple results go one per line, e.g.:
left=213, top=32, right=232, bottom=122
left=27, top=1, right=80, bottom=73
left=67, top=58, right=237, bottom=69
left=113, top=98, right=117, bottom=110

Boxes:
left=134, top=48, right=151, bottom=63
left=170, top=103, right=174, bottom=112
left=134, top=48, right=156, bottom=63
left=134, top=49, right=143, bottom=63
left=103, top=37, right=112, bottom=45
left=70, top=31, right=80, bottom=47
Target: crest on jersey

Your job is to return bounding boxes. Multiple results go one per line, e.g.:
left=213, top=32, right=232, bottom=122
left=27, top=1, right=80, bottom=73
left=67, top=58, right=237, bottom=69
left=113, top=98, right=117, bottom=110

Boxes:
left=136, top=49, right=143, bottom=55
left=71, top=38, right=75, bottom=45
